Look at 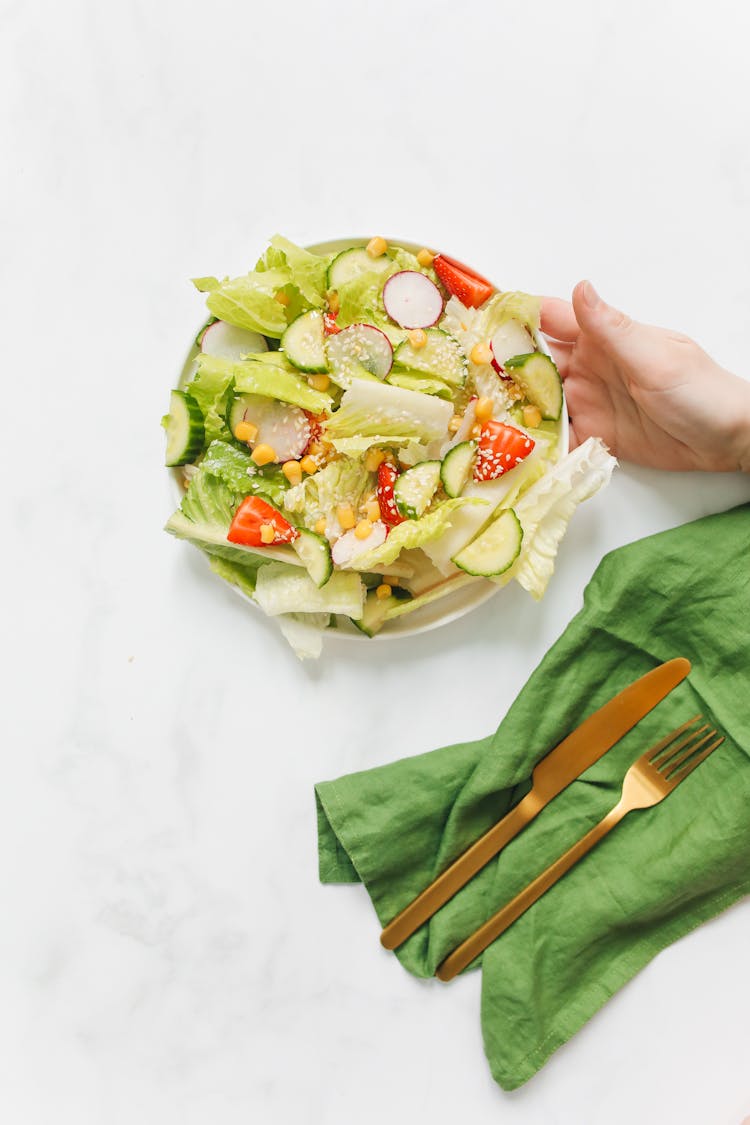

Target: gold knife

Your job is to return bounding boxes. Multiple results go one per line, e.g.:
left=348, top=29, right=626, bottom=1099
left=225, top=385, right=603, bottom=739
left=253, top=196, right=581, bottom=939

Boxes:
left=380, top=657, right=691, bottom=951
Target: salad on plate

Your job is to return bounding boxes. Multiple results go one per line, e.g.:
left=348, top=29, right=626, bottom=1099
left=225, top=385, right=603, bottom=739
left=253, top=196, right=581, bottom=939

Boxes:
left=162, top=235, right=616, bottom=657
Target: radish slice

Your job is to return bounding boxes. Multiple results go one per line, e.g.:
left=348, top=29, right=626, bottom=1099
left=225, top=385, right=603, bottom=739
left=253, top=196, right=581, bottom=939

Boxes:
left=326, top=323, right=393, bottom=383
left=382, top=271, right=443, bottom=329
left=331, top=521, right=387, bottom=566
left=201, top=320, right=268, bottom=359
left=232, top=394, right=311, bottom=462
left=490, top=320, right=535, bottom=369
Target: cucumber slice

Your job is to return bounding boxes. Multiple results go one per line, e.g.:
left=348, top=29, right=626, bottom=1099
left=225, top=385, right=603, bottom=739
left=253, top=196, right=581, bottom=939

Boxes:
left=440, top=441, right=476, bottom=498
left=394, top=328, right=467, bottom=386
left=351, top=589, right=402, bottom=637
left=327, top=246, right=392, bottom=289
left=393, top=460, right=442, bottom=519
left=452, top=508, right=523, bottom=577
left=163, top=389, right=205, bottom=466
left=293, top=528, right=333, bottom=587
left=282, top=310, right=327, bottom=373
left=504, top=353, right=563, bottom=421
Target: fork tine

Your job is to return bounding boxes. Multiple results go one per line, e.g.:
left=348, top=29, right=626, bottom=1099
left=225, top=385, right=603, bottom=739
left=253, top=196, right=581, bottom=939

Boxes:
left=658, top=729, right=716, bottom=778
left=646, top=714, right=703, bottom=763
left=651, top=723, right=710, bottom=770
left=668, top=736, right=724, bottom=785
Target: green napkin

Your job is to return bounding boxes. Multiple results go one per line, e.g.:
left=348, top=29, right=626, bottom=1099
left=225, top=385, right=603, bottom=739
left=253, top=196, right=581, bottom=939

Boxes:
left=315, top=503, right=750, bottom=1090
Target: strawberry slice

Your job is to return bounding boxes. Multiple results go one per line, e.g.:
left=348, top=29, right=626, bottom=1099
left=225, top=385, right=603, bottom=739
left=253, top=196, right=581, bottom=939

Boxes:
left=323, top=312, right=340, bottom=335
left=227, top=496, right=299, bottom=546
left=433, top=254, right=494, bottom=309
left=376, top=461, right=405, bottom=526
left=474, top=421, right=535, bottom=481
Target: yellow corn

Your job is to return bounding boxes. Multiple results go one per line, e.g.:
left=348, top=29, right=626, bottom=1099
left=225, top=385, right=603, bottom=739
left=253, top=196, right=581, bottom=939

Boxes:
left=366, top=236, right=388, bottom=258
left=337, top=504, right=356, bottom=530
left=416, top=248, right=435, bottom=267
left=314, top=517, right=327, bottom=535
left=281, top=460, right=303, bottom=486
left=470, top=342, right=493, bottom=366
left=475, top=396, right=494, bottom=423
left=523, top=404, right=543, bottom=428
left=252, top=443, right=276, bottom=466
left=448, top=415, right=463, bottom=433
left=274, top=291, right=290, bottom=306
left=234, top=420, right=258, bottom=444
left=364, top=447, right=386, bottom=472
left=376, top=583, right=392, bottom=600
left=259, top=523, right=275, bottom=544
left=354, top=519, right=373, bottom=540
left=407, top=328, right=428, bottom=349
left=308, top=373, right=330, bottom=392
left=300, top=455, right=318, bottom=475
left=365, top=499, right=381, bottom=522
left=327, top=290, right=340, bottom=315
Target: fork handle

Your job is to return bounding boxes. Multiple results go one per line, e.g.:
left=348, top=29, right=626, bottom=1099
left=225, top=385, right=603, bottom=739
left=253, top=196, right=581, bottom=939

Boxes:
left=436, top=801, right=627, bottom=981
left=380, top=791, right=541, bottom=951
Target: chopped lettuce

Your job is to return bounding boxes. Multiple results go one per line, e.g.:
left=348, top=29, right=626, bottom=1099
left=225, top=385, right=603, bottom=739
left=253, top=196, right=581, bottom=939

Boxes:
left=184, top=363, right=234, bottom=443
left=283, top=457, right=370, bottom=530
left=197, top=353, right=332, bottom=413
left=198, top=268, right=292, bottom=337
left=503, top=437, right=617, bottom=598
left=254, top=562, right=365, bottom=617
left=345, top=499, right=477, bottom=570
left=325, top=380, right=453, bottom=446
left=442, top=290, right=542, bottom=359
left=201, top=439, right=289, bottom=506
left=264, top=235, right=330, bottom=308
left=208, top=554, right=264, bottom=598
left=277, top=613, right=331, bottom=659
left=386, top=370, right=453, bottom=399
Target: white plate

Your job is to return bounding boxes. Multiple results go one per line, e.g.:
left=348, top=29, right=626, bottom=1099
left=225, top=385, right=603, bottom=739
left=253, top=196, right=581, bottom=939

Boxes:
left=172, top=236, right=567, bottom=641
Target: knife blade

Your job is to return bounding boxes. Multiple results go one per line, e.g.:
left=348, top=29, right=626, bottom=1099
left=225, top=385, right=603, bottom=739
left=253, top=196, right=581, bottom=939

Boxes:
left=380, top=657, right=691, bottom=951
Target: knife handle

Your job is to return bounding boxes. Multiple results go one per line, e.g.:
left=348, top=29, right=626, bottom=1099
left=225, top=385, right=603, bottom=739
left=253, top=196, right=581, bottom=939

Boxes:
left=435, top=802, right=627, bottom=980
left=380, top=789, right=542, bottom=951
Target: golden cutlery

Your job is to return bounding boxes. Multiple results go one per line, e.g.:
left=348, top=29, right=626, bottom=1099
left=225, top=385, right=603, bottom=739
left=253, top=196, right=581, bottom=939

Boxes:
left=381, top=658, right=691, bottom=952
left=436, top=715, right=723, bottom=981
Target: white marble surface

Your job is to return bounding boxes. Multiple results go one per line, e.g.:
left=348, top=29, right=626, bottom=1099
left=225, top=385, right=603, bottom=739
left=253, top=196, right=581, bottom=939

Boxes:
left=3, top=1, right=750, bottom=1121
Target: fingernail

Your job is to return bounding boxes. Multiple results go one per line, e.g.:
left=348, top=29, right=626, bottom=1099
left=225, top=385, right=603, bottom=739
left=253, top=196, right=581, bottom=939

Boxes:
left=582, top=280, right=600, bottom=309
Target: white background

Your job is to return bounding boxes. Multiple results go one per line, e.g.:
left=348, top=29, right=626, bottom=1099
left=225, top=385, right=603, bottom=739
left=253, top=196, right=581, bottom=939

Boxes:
left=3, top=1, right=750, bottom=1122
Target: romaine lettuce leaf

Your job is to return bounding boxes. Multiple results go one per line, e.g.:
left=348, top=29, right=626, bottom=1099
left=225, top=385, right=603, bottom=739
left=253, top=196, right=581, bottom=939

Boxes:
left=198, top=268, right=292, bottom=337
left=208, top=554, right=265, bottom=598
left=277, top=613, right=330, bottom=659
left=197, top=353, right=332, bottom=413
left=283, top=457, right=370, bottom=530
left=200, top=439, right=289, bottom=506
left=184, top=363, right=234, bottom=443
left=265, top=235, right=330, bottom=308
left=254, top=562, right=364, bottom=617
left=344, top=499, right=477, bottom=570
left=325, top=380, right=453, bottom=445
left=386, top=370, right=453, bottom=399
left=504, top=437, right=617, bottom=598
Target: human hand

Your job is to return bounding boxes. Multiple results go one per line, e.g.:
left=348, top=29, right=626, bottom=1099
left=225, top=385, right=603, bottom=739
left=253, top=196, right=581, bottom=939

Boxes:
left=541, top=281, right=750, bottom=472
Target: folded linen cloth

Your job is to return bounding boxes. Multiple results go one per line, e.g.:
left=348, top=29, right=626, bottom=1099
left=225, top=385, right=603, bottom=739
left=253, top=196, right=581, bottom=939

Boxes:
left=315, top=503, right=750, bottom=1089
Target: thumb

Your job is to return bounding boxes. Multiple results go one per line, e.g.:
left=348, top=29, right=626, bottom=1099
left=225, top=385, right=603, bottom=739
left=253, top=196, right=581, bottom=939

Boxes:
left=572, top=280, right=634, bottom=342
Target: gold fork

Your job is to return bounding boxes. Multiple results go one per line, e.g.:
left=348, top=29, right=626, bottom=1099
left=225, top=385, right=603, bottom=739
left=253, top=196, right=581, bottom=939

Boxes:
left=436, top=716, right=724, bottom=982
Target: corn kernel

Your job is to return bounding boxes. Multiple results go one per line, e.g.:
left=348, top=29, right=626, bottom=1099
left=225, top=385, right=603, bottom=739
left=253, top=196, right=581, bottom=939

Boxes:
left=448, top=415, right=463, bottom=433
left=234, top=420, right=258, bottom=444
left=364, top=447, right=386, bottom=472
left=366, top=236, right=388, bottom=258
left=327, top=290, right=340, bottom=315
left=407, top=328, right=428, bottom=349
left=337, top=504, right=356, bottom=530
left=365, top=499, right=381, bottom=522
left=475, top=396, right=494, bottom=423
left=384, top=576, right=400, bottom=587
left=260, top=523, right=275, bottom=544
left=308, top=373, right=330, bottom=392
left=274, top=291, right=290, bottom=306
left=314, top=517, right=327, bottom=535
left=470, top=342, right=493, bottom=365
left=354, top=519, right=373, bottom=540
left=523, top=404, right=543, bottom=428
left=282, top=460, right=303, bottom=486
left=300, top=455, right=318, bottom=475
left=416, top=248, right=435, bottom=267
left=470, top=422, right=483, bottom=439
left=376, top=583, right=392, bottom=599
left=252, top=443, right=276, bottom=466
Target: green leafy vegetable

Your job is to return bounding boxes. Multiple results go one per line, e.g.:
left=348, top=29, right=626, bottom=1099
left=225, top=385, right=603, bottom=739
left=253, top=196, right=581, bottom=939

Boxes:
left=184, top=363, right=234, bottom=443
left=198, top=353, right=332, bottom=413
left=201, top=439, right=289, bottom=506
left=254, top=562, right=365, bottom=617
left=345, top=499, right=477, bottom=570
left=283, top=457, right=370, bottom=528
left=325, top=380, right=453, bottom=445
